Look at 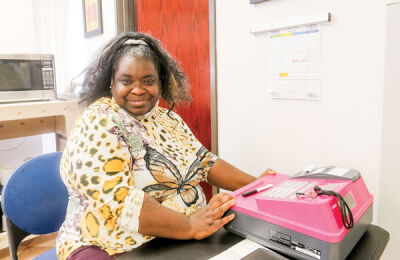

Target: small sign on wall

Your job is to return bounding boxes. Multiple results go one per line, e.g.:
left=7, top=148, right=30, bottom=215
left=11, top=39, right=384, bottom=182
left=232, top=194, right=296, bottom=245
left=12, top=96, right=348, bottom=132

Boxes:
left=267, top=24, right=321, bottom=100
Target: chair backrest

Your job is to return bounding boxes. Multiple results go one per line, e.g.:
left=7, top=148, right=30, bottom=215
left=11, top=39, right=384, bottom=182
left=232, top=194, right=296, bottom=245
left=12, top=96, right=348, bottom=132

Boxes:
left=1, top=152, right=68, bottom=234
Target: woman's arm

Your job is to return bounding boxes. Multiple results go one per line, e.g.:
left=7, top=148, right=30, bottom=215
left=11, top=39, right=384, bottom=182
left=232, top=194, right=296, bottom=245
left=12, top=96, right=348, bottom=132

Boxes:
left=138, top=192, right=236, bottom=240
left=207, top=158, right=276, bottom=191
left=207, top=158, right=255, bottom=191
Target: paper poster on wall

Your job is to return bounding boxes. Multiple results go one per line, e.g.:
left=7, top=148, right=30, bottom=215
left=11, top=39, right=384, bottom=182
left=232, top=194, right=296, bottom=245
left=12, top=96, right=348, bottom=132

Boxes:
left=268, top=24, right=321, bottom=100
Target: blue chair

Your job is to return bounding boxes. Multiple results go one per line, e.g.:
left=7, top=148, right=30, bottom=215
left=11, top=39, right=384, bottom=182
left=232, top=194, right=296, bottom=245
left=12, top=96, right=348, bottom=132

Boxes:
left=1, top=152, right=68, bottom=260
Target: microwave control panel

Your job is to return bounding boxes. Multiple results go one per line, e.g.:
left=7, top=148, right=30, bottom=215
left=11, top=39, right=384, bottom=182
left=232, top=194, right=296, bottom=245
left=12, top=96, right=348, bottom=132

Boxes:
left=41, top=57, right=55, bottom=90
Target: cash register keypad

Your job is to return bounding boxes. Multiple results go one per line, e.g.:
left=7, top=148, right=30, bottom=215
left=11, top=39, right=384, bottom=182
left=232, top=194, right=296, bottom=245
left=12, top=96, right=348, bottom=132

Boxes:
left=262, top=180, right=318, bottom=199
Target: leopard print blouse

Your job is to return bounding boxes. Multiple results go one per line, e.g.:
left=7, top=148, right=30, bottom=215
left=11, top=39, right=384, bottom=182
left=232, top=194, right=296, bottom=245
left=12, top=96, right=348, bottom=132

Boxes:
left=56, top=97, right=217, bottom=259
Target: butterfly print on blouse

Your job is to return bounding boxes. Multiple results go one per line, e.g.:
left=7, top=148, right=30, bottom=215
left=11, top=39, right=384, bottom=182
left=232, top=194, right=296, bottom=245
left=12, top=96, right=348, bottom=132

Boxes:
left=142, top=144, right=210, bottom=207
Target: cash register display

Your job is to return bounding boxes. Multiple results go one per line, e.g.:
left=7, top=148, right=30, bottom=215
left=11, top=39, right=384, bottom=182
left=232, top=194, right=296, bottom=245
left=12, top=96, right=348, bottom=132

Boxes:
left=343, top=192, right=356, bottom=210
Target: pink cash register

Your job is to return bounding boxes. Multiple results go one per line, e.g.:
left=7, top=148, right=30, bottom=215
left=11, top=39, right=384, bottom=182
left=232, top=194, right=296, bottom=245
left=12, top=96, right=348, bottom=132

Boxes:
left=224, top=166, right=373, bottom=260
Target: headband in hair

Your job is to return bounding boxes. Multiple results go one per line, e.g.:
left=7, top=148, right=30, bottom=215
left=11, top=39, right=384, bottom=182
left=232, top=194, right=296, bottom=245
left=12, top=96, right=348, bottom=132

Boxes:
left=123, top=39, right=148, bottom=46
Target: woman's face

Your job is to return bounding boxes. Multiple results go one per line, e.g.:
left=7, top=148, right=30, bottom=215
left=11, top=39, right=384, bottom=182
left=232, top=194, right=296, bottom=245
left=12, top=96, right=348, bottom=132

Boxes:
left=111, top=56, right=161, bottom=116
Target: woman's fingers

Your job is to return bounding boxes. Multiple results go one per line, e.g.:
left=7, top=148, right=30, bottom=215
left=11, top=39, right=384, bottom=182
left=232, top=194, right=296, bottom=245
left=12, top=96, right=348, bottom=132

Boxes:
left=211, top=213, right=235, bottom=229
left=265, top=168, right=276, bottom=175
left=258, top=168, right=277, bottom=178
left=208, top=193, right=228, bottom=204
left=208, top=193, right=235, bottom=209
left=188, top=194, right=237, bottom=240
left=205, top=193, right=236, bottom=228
left=212, top=198, right=236, bottom=218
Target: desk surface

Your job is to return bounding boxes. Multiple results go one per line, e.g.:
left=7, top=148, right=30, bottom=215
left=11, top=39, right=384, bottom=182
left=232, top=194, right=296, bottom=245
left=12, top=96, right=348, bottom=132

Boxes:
left=118, top=224, right=389, bottom=260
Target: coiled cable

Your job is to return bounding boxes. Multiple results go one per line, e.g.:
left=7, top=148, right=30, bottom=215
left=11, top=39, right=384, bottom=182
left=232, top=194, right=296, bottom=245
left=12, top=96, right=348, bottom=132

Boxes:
left=314, top=186, right=354, bottom=229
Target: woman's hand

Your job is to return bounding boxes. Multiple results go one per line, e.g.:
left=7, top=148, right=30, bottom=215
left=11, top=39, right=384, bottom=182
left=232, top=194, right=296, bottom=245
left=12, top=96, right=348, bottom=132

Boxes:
left=188, top=193, right=236, bottom=240
left=258, top=168, right=276, bottom=178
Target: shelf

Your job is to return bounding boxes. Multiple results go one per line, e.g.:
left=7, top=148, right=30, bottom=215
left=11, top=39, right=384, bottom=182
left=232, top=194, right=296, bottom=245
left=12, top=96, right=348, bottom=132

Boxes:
left=0, top=99, right=80, bottom=140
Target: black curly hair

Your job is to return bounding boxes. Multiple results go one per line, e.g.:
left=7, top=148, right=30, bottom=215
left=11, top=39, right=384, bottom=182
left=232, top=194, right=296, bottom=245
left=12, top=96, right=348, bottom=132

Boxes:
left=79, top=32, right=191, bottom=108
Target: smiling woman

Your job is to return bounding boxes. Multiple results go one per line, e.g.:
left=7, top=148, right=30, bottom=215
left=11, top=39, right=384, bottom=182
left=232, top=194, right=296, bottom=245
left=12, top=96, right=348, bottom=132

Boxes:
left=111, top=56, right=161, bottom=116
left=56, top=32, right=271, bottom=260
left=79, top=32, right=190, bottom=110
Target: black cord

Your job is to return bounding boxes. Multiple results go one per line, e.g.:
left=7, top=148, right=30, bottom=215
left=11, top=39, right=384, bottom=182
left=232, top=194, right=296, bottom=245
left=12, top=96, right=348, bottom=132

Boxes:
left=314, top=186, right=354, bottom=229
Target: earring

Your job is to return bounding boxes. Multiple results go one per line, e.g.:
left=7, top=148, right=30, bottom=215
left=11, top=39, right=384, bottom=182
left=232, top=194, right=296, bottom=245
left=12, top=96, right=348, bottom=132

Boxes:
left=109, top=78, right=113, bottom=94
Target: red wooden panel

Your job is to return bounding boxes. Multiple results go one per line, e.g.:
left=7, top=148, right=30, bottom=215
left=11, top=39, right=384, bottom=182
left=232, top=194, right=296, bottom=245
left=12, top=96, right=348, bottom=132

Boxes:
left=135, top=0, right=213, bottom=200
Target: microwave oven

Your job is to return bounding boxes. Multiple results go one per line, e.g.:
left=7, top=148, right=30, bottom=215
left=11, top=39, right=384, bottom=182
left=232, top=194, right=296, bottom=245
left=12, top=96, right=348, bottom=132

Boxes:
left=0, top=54, right=56, bottom=103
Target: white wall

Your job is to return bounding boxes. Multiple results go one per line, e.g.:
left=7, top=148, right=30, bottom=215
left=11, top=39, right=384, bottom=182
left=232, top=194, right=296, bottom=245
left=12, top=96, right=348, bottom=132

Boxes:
left=216, top=0, right=394, bottom=257
left=50, top=0, right=117, bottom=99
left=379, top=2, right=400, bottom=259
left=0, top=0, right=37, bottom=53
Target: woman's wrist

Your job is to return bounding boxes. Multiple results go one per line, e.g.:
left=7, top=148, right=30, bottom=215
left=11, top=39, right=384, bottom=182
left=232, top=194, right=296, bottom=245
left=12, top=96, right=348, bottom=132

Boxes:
left=185, top=214, right=195, bottom=240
